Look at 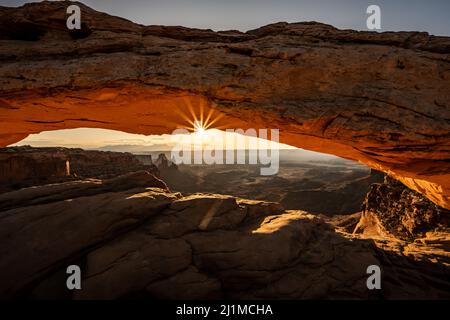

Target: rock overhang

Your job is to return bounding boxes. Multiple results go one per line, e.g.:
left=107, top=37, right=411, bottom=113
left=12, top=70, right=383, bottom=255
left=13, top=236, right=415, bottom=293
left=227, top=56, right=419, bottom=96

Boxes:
left=0, top=1, right=449, bottom=208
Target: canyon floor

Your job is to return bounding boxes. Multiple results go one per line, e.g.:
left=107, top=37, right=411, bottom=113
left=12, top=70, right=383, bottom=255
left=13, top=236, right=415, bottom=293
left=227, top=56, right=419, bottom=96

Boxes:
left=0, top=147, right=449, bottom=299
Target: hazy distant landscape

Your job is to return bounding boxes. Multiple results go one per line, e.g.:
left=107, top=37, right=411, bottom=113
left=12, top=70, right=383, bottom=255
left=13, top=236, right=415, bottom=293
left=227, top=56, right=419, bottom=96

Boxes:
left=141, top=149, right=382, bottom=215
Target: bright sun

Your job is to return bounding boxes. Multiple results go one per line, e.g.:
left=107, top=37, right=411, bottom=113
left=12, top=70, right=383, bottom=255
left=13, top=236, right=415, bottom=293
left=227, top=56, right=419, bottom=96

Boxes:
left=174, top=98, right=226, bottom=136
left=193, top=120, right=207, bottom=136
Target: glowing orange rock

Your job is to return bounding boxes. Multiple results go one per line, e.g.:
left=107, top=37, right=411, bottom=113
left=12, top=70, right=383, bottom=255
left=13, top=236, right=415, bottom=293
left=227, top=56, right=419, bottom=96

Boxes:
left=0, top=2, right=449, bottom=208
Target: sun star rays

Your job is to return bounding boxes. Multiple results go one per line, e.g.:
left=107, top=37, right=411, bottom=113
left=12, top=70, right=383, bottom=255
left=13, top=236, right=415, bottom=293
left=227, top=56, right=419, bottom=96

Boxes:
left=175, top=97, right=227, bottom=134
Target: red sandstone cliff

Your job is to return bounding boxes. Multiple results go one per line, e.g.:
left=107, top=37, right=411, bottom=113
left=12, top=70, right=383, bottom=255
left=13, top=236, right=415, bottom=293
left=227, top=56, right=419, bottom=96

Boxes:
left=0, top=2, right=448, bottom=208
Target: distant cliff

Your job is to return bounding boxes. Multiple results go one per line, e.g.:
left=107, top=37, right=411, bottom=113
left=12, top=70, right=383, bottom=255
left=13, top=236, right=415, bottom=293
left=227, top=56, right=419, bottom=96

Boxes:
left=0, top=146, right=158, bottom=192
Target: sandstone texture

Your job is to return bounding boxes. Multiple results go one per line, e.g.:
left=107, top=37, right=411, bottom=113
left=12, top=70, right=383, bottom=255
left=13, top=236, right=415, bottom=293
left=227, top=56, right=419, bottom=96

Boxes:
left=354, top=175, right=449, bottom=240
left=0, top=171, right=448, bottom=300
left=0, top=146, right=69, bottom=192
left=0, top=1, right=449, bottom=208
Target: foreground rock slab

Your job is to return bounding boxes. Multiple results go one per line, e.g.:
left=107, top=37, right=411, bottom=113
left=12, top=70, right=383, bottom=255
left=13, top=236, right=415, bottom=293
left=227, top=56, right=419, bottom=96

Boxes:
left=0, top=1, right=449, bottom=208
left=0, top=172, right=448, bottom=299
left=355, top=175, right=449, bottom=240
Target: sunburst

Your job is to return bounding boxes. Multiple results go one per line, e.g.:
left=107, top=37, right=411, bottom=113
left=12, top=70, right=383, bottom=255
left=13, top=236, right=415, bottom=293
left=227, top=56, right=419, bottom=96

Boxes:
left=174, top=97, right=226, bottom=134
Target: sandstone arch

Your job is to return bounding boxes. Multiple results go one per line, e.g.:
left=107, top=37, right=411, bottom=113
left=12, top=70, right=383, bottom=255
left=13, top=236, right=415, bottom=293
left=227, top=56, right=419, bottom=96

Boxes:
left=0, top=2, right=449, bottom=208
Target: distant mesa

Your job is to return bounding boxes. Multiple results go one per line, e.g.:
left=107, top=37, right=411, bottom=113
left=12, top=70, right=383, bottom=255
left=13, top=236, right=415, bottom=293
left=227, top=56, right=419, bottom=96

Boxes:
left=154, top=153, right=178, bottom=171
left=0, top=146, right=159, bottom=192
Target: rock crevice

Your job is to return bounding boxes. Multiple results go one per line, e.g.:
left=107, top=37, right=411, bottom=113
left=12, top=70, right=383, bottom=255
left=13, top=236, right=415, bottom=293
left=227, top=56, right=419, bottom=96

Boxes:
left=0, top=171, right=448, bottom=299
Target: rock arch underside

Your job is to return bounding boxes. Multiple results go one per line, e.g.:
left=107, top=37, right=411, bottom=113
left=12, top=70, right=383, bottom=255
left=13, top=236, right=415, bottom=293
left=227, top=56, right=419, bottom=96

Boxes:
left=0, top=2, right=449, bottom=209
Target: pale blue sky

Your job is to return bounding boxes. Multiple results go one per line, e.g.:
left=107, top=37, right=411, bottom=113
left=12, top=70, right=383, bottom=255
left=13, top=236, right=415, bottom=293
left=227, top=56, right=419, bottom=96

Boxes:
left=3, top=0, right=450, bottom=35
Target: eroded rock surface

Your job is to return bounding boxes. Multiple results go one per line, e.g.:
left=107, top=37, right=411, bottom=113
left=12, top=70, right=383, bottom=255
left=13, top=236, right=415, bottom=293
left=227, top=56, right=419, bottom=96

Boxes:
left=0, top=1, right=449, bottom=208
left=0, top=171, right=448, bottom=299
left=354, top=175, right=449, bottom=240
left=0, top=146, right=69, bottom=192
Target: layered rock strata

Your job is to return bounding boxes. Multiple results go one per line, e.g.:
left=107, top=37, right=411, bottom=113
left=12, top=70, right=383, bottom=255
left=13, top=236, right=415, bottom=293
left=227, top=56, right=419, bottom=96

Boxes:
left=355, top=175, right=449, bottom=240
left=0, top=146, right=158, bottom=192
left=0, top=1, right=449, bottom=208
left=0, top=171, right=448, bottom=300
